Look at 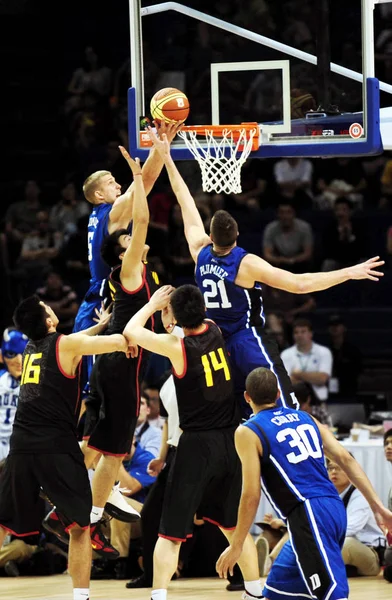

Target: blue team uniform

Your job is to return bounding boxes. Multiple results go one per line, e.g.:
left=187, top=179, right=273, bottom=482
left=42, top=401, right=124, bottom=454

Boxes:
left=195, top=245, right=298, bottom=414
left=73, top=204, right=112, bottom=391
left=73, top=203, right=112, bottom=333
left=245, top=407, right=348, bottom=600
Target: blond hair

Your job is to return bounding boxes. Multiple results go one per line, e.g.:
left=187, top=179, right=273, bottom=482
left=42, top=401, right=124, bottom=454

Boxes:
left=83, top=170, right=111, bottom=204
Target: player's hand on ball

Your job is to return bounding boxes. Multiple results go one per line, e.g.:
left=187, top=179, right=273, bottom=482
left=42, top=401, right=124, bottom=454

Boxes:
left=216, top=544, right=242, bottom=578
left=118, top=146, right=143, bottom=177
left=149, top=285, right=175, bottom=311
left=348, top=256, right=384, bottom=281
left=155, top=120, right=184, bottom=143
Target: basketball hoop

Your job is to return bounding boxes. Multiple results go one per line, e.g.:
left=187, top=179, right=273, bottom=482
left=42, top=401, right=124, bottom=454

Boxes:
left=177, top=123, right=260, bottom=195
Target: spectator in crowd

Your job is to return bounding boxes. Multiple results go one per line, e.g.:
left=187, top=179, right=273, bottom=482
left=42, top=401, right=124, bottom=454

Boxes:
left=166, top=204, right=195, bottom=285
left=328, top=314, right=362, bottom=399
left=35, top=272, right=79, bottom=334
left=0, top=538, right=67, bottom=578
left=49, top=181, right=89, bottom=240
left=322, top=198, right=365, bottom=271
left=67, top=46, right=112, bottom=104
left=292, top=380, right=329, bottom=428
left=380, top=156, right=392, bottom=208
left=280, top=318, right=333, bottom=424
left=383, top=429, right=392, bottom=582
left=254, top=513, right=288, bottom=578
left=327, top=458, right=386, bottom=577
left=0, top=328, right=28, bottom=459
left=315, top=157, right=367, bottom=210
left=5, top=180, right=43, bottom=242
left=60, top=214, right=90, bottom=301
left=262, top=202, right=314, bottom=273
left=263, top=312, right=291, bottom=353
left=272, top=157, right=314, bottom=210
left=262, top=284, right=316, bottom=325
left=16, top=211, right=62, bottom=295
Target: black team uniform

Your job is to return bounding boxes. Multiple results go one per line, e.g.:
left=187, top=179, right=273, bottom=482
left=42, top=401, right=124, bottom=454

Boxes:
left=0, top=332, right=91, bottom=535
left=159, top=320, right=241, bottom=541
left=85, top=263, right=159, bottom=456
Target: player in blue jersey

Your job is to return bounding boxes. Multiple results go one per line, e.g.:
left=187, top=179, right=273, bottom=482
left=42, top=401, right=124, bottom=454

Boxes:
left=0, top=328, right=28, bottom=460
left=147, top=129, right=384, bottom=415
left=74, top=122, right=182, bottom=390
left=216, top=367, right=392, bottom=600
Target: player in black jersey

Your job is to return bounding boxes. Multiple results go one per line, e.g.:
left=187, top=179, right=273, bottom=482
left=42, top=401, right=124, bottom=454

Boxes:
left=81, top=153, right=159, bottom=545
left=123, top=284, right=262, bottom=600
left=0, top=295, right=129, bottom=600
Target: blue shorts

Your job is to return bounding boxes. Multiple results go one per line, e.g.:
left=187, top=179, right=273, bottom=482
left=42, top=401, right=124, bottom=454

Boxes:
left=73, top=282, right=104, bottom=393
left=264, top=497, right=348, bottom=600
left=225, top=328, right=298, bottom=417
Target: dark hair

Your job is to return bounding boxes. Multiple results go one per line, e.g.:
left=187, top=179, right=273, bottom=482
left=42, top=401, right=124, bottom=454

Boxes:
left=210, top=210, right=238, bottom=248
left=245, top=367, right=278, bottom=406
left=384, top=429, right=392, bottom=446
left=335, top=196, right=353, bottom=210
left=292, top=381, right=320, bottom=406
left=170, top=284, right=205, bottom=329
left=100, top=229, right=128, bottom=268
left=293, top=318, right=313, bottom=332
left=13, top=295, right=49, bottom=341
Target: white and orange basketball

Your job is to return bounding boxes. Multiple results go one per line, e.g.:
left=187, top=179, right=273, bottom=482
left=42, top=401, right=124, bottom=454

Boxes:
left=150, top=87, right=190, bottom=124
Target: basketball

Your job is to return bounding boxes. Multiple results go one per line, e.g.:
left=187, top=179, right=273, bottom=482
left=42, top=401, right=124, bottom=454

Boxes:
left=150, top=87, right=190, bottom=124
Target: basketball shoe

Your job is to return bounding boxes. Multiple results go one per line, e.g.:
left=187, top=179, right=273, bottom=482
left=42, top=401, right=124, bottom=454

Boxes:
left=42, top=509, right=70, bottom=545
left=90, top=519, right=119, bottom=560
left=104, top=482, right=141, bottom=523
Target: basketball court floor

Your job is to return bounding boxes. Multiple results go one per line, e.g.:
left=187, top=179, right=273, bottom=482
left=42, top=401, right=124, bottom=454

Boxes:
left=3, top=574, right=391, bottom=599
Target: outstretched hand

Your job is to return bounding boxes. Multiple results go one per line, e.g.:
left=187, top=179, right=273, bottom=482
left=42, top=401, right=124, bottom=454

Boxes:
left=154, top=120, right=184, bottom=144
left=93, top=301, right=113, bottom=328
left=216, top=544, right=242, bottom=579
left=348, top=256, right=384, bottom=281
left=118, top=146, right=143, bottom=177
left=147, top=127, right=171, bottom=159
left=374, top=505, right=392, bottom=536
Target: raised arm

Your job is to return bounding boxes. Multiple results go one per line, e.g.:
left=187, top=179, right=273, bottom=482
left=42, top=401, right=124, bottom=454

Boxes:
left=216, top=425, right=262, bottom=577
left=123, top=286, right=184, bottom=372
left=236, top=253, right=384, bottom=294
left=119, top=157, right=149, bottom=291
left=317, top=420, right=392, bottom=533
left=108, top=122, right=183, bottom=232
left=148, top=129, right=211, bottom=261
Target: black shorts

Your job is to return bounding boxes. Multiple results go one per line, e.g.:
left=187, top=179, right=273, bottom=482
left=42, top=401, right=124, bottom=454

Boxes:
left=0, top=451, right=91, bottom=536
left=159, top=427, right=241, bottom=541
left=87, top=350, right=147, bottom=456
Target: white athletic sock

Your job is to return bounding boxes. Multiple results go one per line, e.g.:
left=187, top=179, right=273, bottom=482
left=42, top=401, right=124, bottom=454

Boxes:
left=244, top=580, right=262, bottom=598
left=151, top=589, right=167, bottom=600
left=73, top=588, right=89, bottom=600
left=90, top=506, right=104, bottom=524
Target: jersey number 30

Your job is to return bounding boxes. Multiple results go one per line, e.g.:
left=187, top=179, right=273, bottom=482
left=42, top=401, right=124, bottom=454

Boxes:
left=201, top=348, right=231, bottom=387
left=21, top=353, right=42, bottom=385
left=276, top=424, right=322, bottom=464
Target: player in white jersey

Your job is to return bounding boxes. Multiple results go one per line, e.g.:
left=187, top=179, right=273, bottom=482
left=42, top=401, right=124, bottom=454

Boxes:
left=0, top=328, right=28, bottom=460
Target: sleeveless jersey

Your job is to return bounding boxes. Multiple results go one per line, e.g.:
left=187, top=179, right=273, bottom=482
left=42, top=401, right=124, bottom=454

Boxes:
left=87, top=203, right=112, bottom=285
left=245, top=407, right=339, bottom=518
left=10, top=333, right=82, bottom=453
left=0, top=369, right=20, bottom=442
left=106, top=262, right=159, bottom=334
left=173, top=321, right=239, bottom=431
left=195, top=245, right=265, bottom=339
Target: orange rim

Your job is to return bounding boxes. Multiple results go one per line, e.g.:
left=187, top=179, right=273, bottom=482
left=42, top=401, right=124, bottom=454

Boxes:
left=180, top=122, right=259, bottom=136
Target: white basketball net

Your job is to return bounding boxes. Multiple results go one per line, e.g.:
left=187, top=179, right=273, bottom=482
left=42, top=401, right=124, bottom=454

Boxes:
left=177, top=127, right=257, bottom=195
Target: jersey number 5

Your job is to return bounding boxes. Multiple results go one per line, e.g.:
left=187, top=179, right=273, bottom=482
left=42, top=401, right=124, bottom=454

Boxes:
left=21, top=353, right=42, bottom=385
left=201, top=348, right=231, bottom=387
left=276, top=424, right=322, bottom=464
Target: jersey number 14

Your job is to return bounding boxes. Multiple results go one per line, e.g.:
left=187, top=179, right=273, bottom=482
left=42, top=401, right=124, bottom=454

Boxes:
left=201, top=348, right=231, bottom=387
